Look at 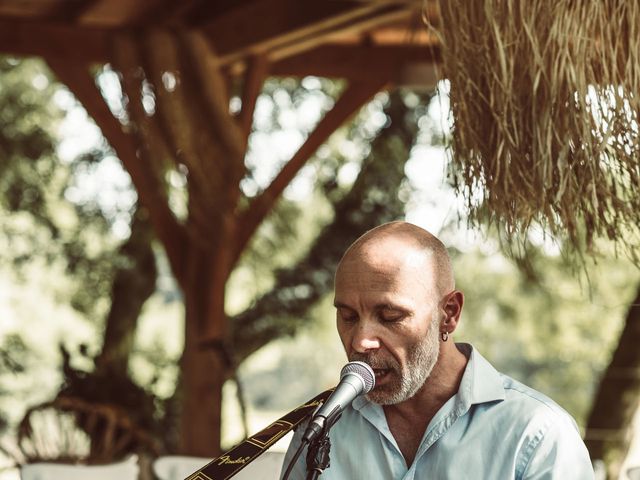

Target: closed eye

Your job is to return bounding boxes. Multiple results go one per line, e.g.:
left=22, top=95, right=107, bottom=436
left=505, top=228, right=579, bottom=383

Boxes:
left=377, top=306, right=408, bottom=323
left=337, top=307, right=358, bottom=324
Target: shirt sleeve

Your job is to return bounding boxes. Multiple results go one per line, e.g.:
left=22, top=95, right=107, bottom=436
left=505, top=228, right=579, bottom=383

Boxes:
left=520, top=413, right=595, bottom=480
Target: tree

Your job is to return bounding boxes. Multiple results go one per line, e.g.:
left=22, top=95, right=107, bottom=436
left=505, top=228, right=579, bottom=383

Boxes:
left=450, top=227, right=640, bottom=479
left=40, top=25, right=435, bottom=454
left=584, top=283, right=640, bottom=479
left=2, top=48, right=433, bottom=458
left=231, top=89, right=427, bottom=364
left=450, top=240, right=637, bottom=420
left=46, top=83, right=425, bottom=455
left=0, top=55, right=165, bottom=460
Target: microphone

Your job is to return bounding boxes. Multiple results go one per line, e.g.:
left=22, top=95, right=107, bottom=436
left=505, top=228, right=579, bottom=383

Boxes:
left=302, top=361, right=375, bottom=443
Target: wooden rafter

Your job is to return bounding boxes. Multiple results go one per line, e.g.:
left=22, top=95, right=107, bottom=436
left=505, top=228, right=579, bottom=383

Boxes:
left=78, top=0, right=166, bottom=28
left=239, top=54, right=269, bottom=145
left=110, top=33, right=175, bottom=175
left=0, top=20, right=110, bottom=62
left=142, top=30, right=225, bottom=196
left=181, top=0, right=240, bottom=26
left=179, top=31, right=248, bottom=226
left=0, top=2, right=427, bottom=71
left=138, top=30, right=230, bottom=249
left=266, top=7, right=418, bottom=64
left=45, top=57, right=188, bottom=282
left=180, top=31, right=246, bottom=171
left=201, top=0, right=411, bottom=65
left=46, top=0, right=101, bottom=23
left=271, top=44, right=441, bottom=83
left=233, top=78, right=389, bottom=264
left=132, top=0, right=221, bottom=26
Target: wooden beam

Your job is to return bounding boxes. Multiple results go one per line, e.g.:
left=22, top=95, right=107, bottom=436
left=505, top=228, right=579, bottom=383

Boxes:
left=202, top=0, right=409, bottom=65
left=239, top=54, right=269, bottom=144
left=267, top=7, right=416, bottom=64
left=181, top=0, right=243, bottom=26
left=46, top=57, right=189, bottom=283
left=125, top=0, right=199, bottom=26
left=271, top=44, right=441, bottom=84
left=0, top=3, right=427, bottom=68
left=46, top=0, right=101, bottom=23
left=0, top=20, right=110, bottom=62
left=233, top=78, right=388, bottom=264
left=180, top=31, right=246, bottom=168
left=141, top=29, right=227, bottom=198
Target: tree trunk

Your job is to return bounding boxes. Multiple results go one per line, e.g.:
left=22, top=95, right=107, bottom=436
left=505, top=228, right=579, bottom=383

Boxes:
left=177, top=244, right=230, bottom=456
left=95, top=208, right=157, bottom=376
left=585, top=281, right=640, bottom=479
left=179, top=305, right=226, bottom=456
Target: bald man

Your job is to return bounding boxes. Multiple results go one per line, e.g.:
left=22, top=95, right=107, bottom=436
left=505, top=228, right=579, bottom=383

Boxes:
left=281, top=222, right=594, bottom=479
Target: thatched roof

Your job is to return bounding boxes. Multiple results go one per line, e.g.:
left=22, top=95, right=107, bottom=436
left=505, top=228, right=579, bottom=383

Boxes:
left=2, top=0, right=639, bottom=260
left=431, top=1, right=640, bottom=260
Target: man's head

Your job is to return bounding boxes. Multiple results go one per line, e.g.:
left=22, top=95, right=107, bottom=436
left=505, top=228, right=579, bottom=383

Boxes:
left=333, top=221, right=463, bottom=405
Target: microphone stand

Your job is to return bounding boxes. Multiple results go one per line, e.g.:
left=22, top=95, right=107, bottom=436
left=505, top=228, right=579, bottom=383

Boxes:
left=305, top=410, right=342, bottom=480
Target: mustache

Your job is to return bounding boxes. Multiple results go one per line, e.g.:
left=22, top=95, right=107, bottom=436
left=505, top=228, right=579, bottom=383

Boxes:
left=349, top=352, right=400, bottom=371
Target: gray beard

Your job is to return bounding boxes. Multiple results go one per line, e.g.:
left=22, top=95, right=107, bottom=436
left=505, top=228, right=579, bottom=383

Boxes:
left=350, top=319, right=441, bottom=405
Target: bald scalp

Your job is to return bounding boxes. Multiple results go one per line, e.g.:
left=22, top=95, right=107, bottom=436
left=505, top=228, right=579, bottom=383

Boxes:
left=339, top=221, right=455, bottom=298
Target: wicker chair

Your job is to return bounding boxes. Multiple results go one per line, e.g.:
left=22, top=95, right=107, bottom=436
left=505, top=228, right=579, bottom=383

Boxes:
left=15, top=396, right=160, bottom=465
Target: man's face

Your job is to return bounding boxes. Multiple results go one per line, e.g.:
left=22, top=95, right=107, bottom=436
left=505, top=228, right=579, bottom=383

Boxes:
left=334, top=241, right=442, bottom=405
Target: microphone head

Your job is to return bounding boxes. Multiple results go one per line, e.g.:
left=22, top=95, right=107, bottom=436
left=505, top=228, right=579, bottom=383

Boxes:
left=340, top=361, right=375, bottom=394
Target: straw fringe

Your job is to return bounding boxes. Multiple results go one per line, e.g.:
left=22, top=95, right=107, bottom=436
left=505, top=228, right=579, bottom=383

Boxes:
left=430, top=0, right=640, bottom=261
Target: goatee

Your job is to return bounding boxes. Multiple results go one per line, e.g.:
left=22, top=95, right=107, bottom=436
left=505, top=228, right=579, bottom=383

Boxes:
left=350, top=319, right=440, bottom=405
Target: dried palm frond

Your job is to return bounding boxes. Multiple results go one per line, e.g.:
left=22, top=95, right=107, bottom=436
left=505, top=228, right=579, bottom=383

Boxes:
left=429, top=0, right=640, bottom=262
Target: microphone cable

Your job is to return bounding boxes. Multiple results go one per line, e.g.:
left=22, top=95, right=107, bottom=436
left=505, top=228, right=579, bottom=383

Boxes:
left=281, top=438, right=307, bottom=480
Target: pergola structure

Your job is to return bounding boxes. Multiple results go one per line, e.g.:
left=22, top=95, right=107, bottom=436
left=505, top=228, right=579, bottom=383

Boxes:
left=0, top=0, right=440, bottom=84
left=0, top=0, right=442, bottom=456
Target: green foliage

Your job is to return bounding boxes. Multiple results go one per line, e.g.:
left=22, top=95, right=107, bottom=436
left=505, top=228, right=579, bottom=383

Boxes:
left=229, top=81, right=426, bottom=315
left=453, top=243, right=639, bottom=424
left=0, top=58, right=159, bottom=457
left=230, top=90, right=433, bottom=364
left=1, top=56, right=155, bottom=315
left=0, top=57, right=63, bottom=270
left=0, top=57, right=126, bottom=319
left=1, top=64, right=434, bottom=456
left=0, top=334, right=30, bottom=433
left=237, top=296, right=345, bottom=411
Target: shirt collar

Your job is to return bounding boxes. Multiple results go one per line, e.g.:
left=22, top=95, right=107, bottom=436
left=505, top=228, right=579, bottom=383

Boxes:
left=351, top=343, right=505, bottom=412
left=457, top=343, right=505, bottom=406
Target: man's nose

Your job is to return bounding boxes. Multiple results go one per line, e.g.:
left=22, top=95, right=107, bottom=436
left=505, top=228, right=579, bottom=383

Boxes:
left=351, top=322, right=380, bottom=353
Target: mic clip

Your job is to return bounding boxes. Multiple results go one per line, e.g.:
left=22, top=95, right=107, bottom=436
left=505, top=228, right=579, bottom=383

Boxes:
left=305, top=409, right=341, bottom=479
left=302, top=405, right=342, bottom=444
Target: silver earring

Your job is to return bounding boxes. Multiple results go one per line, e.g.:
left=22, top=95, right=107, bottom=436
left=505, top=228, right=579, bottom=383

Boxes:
left=441, top=331, right=449, bottom=342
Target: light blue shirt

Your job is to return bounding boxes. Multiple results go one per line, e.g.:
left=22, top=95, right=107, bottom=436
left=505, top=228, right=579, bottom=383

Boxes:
left=281, top=344, right=594, bottom=479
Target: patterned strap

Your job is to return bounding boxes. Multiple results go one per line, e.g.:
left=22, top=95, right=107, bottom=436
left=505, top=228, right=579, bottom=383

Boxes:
left=185, top=388, right=333, bottom=480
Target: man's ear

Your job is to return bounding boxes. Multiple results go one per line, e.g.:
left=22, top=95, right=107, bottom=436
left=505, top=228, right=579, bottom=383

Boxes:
left=442, top=290, right=464, bottom=332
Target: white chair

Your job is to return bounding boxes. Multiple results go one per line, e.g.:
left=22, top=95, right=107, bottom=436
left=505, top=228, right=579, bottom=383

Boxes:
left=154, top=451, right=285, bottom=480
left=20, top=454, right=139, bottom=480
left=628, top=466, right=640, bottom=480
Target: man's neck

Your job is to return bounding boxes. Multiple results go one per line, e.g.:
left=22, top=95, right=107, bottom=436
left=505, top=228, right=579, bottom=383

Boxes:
left=389, top=343, right=467, bottom=416
left=382, top=344, right=469, bottom=466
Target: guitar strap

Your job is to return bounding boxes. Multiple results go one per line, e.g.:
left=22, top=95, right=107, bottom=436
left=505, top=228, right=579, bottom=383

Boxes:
left=185, top=388, right=333, bottom=480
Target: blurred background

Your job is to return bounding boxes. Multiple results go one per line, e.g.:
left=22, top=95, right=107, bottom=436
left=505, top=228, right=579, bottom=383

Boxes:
left=1, top=2, right=640, bottom=480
